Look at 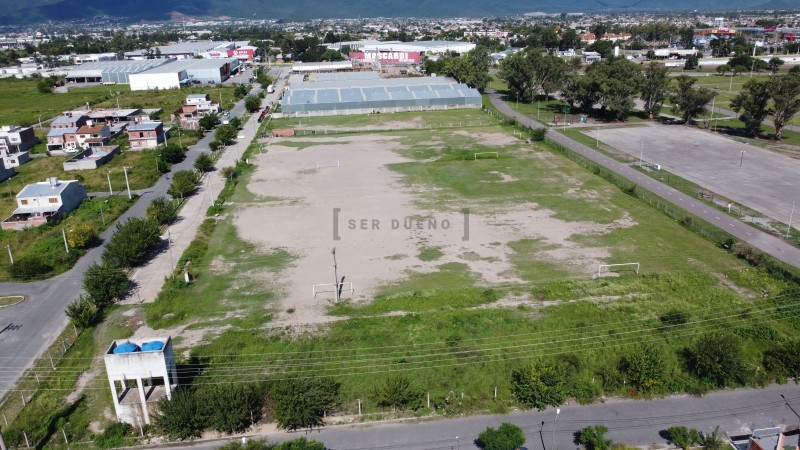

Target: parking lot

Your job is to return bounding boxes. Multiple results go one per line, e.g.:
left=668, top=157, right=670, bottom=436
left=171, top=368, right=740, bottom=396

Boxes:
left=586, top=123, right=800, bottom=225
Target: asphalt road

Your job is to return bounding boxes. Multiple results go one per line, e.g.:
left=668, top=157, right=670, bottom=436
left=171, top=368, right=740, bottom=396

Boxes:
left=487, top=90, right=800, bottom=270
left=0, top=77, right=267, bottom=398
left=158, top=384, right=800, bottom=450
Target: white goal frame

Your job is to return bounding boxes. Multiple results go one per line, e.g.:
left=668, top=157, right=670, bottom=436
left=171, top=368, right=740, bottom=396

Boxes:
left=598, top=262, right=640, bottom=275
left=316, top=160, right=341, bottom=169
left=474, top=152, right=499, bottom=160
left=312, top=282, right=354, bottom=298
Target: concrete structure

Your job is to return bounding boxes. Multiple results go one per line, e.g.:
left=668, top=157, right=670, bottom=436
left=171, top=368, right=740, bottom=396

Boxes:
left=47, top=127, right=78, bottom=151
left=124, top=41, right=234, bottom=60
left=328, top=40, right=476, bottom=55
left=730, top=428, right=799, bottom=450
left=128, top=58, right=238, bottom=90
left=292, top=60, right=353, bottom=73
left=0, top=159, right=14, bottom=183
left=64, top=124, right=112, bottom=152
left=0, top=125, right=37, bottom=168
left=63, top=145, right=121, bottom=171
left=51, top=113, right=88, bottom=129
left=129, top=63, right=187, bottom=90
left=127, top=121, right=167, bottom=149
left=1, top=178, right=87, bottom=230
left=185, top=93, right=221, bottom=114
left=103, top=337, right=178, bottom=426
left=172, top=105, right=200, bottom=131
left=583, top=51, right=602, bottom=63
left=65, top=59, right=172, bottom=84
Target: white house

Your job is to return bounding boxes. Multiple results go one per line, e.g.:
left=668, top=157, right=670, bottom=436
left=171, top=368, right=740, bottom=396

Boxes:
left=185, top=94, right=221, bottom=115
left=0, top=125, right=36, bottom=168
left=104, top=337, right=178, bottom=426
left=1, top=178, right=87, bottom=230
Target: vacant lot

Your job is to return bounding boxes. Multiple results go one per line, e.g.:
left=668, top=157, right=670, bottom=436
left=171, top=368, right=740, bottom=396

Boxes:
left=0, top=79, right=111, bottom=126
left=94, top=85, right=237, bottom=121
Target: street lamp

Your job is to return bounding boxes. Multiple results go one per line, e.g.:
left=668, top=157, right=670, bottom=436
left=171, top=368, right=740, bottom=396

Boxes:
left=552, top=408, right=561, bottom=449
left=740, top=149, right=746, bottom=167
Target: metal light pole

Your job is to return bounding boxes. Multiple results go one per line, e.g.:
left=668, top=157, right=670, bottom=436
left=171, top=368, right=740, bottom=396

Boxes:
left=107, top=171, right=113, bottom=195
left=552, top=408, right=561, bottom=449
left=787, top=201, right=796, bottom=239
left=740, top=150, right=745, bottom=167
left=167, top=231, right=174, bottom=279
left=332, top=247, right=340, bottom=302
left=6, top=245, right=13, bottom=264
left=123, top=166, right=131, bottom=199
left=456, top=436, right=460, bottom=450
left=62, top=228, right=69, bottom=254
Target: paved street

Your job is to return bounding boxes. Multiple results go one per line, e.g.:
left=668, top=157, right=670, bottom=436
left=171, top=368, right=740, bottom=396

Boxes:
left=0, top=71, right=282, bottom=397
left=158, top=384, right=800, bottom=450
left=487, top=90, right=800, bottom=270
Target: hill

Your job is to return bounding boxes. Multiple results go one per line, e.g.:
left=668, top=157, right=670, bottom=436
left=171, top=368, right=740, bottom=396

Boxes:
left=0, top=0, right=772, bottom=24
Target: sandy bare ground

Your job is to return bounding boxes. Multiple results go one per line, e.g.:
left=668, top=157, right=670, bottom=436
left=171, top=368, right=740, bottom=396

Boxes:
left=234, top=132, right=635, bottom=327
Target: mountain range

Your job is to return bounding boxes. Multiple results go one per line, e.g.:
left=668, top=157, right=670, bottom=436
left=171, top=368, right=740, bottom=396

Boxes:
left=0, top=0, right=789, bottom=25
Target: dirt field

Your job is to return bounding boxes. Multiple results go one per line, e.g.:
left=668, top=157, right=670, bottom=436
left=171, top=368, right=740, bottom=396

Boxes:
left=235, top=132, right=636, bottom=326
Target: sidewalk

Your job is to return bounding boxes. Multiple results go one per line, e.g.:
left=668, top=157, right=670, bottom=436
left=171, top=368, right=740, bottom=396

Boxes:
left=127, top=74, right=285, bottom=304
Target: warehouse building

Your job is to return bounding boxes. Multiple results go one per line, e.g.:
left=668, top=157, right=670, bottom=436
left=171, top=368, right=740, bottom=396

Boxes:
left=128, top=58, right=239, bottom=91
left=124, top=41, right=235, bottom=60
left=280, top=75, right=481, bottom=117
left=65, top=59, right=172, bottom=84
left=327, top=40, right=476, bottom=55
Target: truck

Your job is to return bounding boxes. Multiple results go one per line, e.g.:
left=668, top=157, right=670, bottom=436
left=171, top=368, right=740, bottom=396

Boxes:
left=267, top=84, right=275, bottom=94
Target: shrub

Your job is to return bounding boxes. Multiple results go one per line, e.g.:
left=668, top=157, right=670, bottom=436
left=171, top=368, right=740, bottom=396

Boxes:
left=146, top=196, right=176, bottom=225
left=764, top=340, right=800, bottom=378
left=199, top=114, right=219, bottom=131
left=229, top=116, right=242, bottom=130
left=245, top=94, right=261, bottom=112
left=161, top=144, right=186, bottom=164
left=659, top=310, right=689, bottom=327
left=619, top=344, right=668, bottom=392
left=65, top=295, right=97, bottom=329
left=579, top=425, right=613, bottom=450
left=155, top=388, right=203, bottom=439
left=83, top=263, right=130, bottom=308
left=67, top=223, right=97, bottom=249
left=687, top=332, right=750, bottom=387
left=666, top=426, right=701, bottom=450
left=102, top=217, right=161, bottom=268
left=477, top=422, right=526, bottom=450
left=9, top=255, right=53, bottom=280
left=530, top=128, right=546, bottom=141
left=196, top=383, right=265, bottom=433
left=272, top=378, right=339, bottom=431
left=373, top=374, right=421, bottom=411
left=93, top=422, right=133, bottom=449
left=219, top=438, right=327, bottom=450
left=221, top=166, right=238, bottom=180
left=511, top=359, right=567, bottom=410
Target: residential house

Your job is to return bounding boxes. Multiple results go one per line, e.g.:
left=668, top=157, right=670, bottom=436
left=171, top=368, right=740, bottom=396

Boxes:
left=185, top=94, right=221, bottom=115
left=171, top=105, right=200, bottom=131
left=582, top=51, right=602, bottom=64
left=731, top=428, right=799, bottom=450
left=1, top=178, right=87, bottom=230
left=0, top=125, right=36, bottom=168
left=0, top=159, right=14, bottom=183
left=126, top=121, right=167, bottom=149
left=63, top=145, right=121, bottom=171
left=63, top=124, right=112, bottom=152
left=51, top=113, right=89, bottom=129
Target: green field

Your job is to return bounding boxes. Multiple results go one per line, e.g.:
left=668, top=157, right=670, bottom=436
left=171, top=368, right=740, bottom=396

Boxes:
left=0, top=79, right=112, bottom=126
left=94, top=85, right=237, bottom=121
left=269, top=108, right=496, bottom=132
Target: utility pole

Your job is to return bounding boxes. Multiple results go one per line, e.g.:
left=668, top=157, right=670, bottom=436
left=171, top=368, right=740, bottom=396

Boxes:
left=62, top=228, right=69, bottom=254
left=1, top=425, right=8, bottom=450
left=107, top=171, right=113, bottom=195
left=787, top=201, right=796, bottom=239
left=6, top=245, right=12, bottom=265
left=123, top=166, right=131, bottom=199
left=99, top=203, right=106, bottom=226
left=167, top=231, right=174, bottom=279
left=552, top=408, right=561, bottom=449
left=332, top=247, right=340, bottom=302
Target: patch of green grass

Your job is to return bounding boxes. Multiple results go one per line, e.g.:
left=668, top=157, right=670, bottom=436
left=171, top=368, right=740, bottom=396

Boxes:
left=0, top=79, right=112, bottom=126
left=418, top=245, right=444, bottom=261
left=95, top=85, right=237, bottom=121
left=0, top=295, right=24, bottom=307
left=269, top=108, right=493, bottom=132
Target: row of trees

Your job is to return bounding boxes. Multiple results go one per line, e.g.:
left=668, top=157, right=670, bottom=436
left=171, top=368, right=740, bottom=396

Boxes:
left=731, top=66, right=800, bottom=138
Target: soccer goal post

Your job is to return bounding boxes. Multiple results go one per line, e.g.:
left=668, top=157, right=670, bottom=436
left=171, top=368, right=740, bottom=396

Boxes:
left=316, top=160, right=341, bottom=169
left=597, top=262, right=640, bottom=275
left=474, top=152, right=499, bottom=160
left=312, top=282, right=354, bottom=298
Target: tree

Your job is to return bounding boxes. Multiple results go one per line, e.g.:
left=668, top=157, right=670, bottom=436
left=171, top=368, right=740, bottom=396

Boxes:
left=65, top=295, right=97, bottom=329
left=320, top=48, right=344, bottom=61
left=197, top=383, right=264, bottom=433
left=102, top=217, right=161, bottom=268
left=155, top=388, right=204, bottom=440
left=444, top=46, right=490, bottom=92
left=272, top=378, right=339, bottom=432
left=767, top=57, right=784, bottom=74
left=683, top=54, right=699, bottom=70
left=168, top=170, right=199, bottom=199
left=146, top=196, right=176, bottom=225
left=586, top=40, right=614, bottom=59
left=215, top=124, right=237, bottom=144
left=511, top=360, right=566, bottom=410
left=244, top=94, right=261, bottom=113
left=641, top=63, right=670, bottom=119
left=667, top=426, right=701, bottom=450
left=199, top=113, right=219, bottom=131
left=585, top=56, right=643, bottom=120
left=670, top=75, right=715, bottom=124
left=83, top=263, right=130, bottom=308
left=161, top=144, right=186, bottom=164
left=36, top=77, right=53, bottom=93
left=730, top=79, right=771, bottom=137
left=233, top=83, right=250, bottom=99
left=209, top=140, right=224, bottom=152
left=373, top=374, right=420, bottom=412
left=591, top=24, right=607, bottom=40
left=229, top=116, right=242, bottom=130
left=579, top=425, right=613, bottom=450
left=194, top=152, right=214, bottom=173
left=769, top=72, right=800, bottom=139
left=688, top=332, right=750, bottom=387
left=476, top=422, right=526, bottom=450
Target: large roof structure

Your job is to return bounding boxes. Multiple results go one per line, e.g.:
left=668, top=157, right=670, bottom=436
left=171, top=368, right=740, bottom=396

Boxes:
left=281, top=76, right=481, bottom=116
left=65, top=60, right=172, bottom=84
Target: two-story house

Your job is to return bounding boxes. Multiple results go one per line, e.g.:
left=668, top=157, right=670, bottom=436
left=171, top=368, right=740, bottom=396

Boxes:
left=0, top=125, right=36, bottom=167
left=62, top=124, right=112, bottom=152
left=48, top=113, right=89, bottom=151
left=171, top=105, right=200, bottom=131
left=185, top=94, right=221, bottom=115
left=126, top=121, right=167, bottom=149
left=1, top=178, right=87, bottom=230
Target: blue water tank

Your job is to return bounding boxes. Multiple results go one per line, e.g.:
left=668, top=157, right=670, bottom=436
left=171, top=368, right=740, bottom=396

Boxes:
left=113, top=342, right=140, bottom=354
left=141, top=341, right=164, bottom=352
